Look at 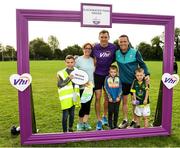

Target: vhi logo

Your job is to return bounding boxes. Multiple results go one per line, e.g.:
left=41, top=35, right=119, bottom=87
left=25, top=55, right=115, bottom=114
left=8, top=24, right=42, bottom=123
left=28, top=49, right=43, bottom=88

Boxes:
left=100, top=51, right=111, bottom=58
left=10, top=73, right=32, bottom=91
left=162, top=73, right=179, bottom=89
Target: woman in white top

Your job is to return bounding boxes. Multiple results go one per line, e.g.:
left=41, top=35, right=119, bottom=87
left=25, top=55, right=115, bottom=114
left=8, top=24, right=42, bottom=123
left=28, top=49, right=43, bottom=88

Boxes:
left=75, top=43, right=95, bottom=131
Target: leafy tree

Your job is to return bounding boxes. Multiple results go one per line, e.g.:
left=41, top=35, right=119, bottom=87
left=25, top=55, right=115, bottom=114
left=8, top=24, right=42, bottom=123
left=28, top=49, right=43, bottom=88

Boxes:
left=0, top=43, right=4, bottom=61
left=151, top=36, right=163, bottom=60
left=48, top=35, right=60, bottom=53
left=62, top=44, right=83, bottom=58
left=137, top=42, right=152, bottom=60
left=151, top=36, right=163, bottom=48
left=54, top=48, right=63, bottom=60
left=0, top=44, right=16, bottom=61
left=0, top=43, right=3, bottom=52
left=29, top=45, right=35, bottom=60
left=5, top=45, right=16, bottom=61
left=29, top=38, right=53, bottom=60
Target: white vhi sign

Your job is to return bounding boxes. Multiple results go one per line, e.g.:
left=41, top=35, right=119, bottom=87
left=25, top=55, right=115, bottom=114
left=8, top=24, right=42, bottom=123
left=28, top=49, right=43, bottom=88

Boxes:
left=71, top=69, right=89, bottom=85
left=162, top=73, right=179, bottom=89
left=10, top=73, right=32, bottom=92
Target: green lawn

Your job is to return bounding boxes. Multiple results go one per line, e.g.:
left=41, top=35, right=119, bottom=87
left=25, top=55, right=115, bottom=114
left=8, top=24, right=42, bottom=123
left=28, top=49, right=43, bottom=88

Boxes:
left=0, top=61, right=180, bottom=147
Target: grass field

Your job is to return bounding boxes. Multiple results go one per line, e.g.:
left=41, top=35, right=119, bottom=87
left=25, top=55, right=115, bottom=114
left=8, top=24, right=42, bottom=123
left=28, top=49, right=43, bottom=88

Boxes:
left=0, top=61, right=180, bottom=147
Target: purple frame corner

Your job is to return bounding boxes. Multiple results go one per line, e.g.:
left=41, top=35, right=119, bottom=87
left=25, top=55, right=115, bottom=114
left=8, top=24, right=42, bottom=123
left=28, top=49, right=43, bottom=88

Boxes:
left=16, top=9, right=174, bottom=145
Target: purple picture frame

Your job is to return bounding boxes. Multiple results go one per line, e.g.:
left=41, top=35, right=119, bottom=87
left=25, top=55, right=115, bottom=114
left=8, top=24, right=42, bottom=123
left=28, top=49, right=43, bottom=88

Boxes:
left=81, top=3, right=112, bottom=28
left=16, top=9, right=174, bottom=145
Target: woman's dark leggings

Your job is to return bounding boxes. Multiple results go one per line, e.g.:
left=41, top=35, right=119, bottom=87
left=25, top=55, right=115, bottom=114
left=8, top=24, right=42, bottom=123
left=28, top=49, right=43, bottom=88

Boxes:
left=79, top=89, right=94, bottom=117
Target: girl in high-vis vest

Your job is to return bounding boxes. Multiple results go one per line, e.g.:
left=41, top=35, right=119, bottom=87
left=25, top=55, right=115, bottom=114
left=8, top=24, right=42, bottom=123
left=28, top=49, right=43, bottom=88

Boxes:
left=57, top=55, right=80, bottom=133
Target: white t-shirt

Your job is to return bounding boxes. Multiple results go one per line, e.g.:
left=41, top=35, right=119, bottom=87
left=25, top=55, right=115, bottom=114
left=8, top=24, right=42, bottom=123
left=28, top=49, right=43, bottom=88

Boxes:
left=75, top=56, right=95, bottom=88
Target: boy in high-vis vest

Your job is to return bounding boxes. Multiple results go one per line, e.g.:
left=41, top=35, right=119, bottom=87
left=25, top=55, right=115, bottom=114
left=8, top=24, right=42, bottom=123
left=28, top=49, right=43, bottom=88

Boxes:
left=57, top=55, right=80, bottom=132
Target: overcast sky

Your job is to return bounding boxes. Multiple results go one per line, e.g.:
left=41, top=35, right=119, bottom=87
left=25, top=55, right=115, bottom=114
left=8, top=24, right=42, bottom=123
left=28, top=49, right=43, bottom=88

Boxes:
left=0, top=0, right=179, bottom=49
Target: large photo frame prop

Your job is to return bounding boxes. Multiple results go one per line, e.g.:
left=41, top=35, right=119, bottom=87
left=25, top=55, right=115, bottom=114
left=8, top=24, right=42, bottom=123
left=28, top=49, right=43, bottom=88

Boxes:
left=16, top=8, right=174, bottom=145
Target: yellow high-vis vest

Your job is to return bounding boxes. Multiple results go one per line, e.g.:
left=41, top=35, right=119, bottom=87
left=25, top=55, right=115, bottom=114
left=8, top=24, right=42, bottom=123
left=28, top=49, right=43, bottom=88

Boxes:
left=57, top=68, right=80, bottom=110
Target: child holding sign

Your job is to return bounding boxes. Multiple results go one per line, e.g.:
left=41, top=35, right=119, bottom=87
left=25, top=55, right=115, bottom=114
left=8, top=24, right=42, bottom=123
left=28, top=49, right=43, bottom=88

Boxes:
left=130, top=68, right=150, bottom=128
left=57, top=55, right=80, bottom=132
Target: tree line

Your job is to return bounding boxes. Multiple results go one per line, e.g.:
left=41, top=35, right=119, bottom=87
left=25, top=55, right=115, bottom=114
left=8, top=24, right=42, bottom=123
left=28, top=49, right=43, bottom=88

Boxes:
left=0, top=28, right=180, bottom=61
left=138, top=28, right=180, bottom=61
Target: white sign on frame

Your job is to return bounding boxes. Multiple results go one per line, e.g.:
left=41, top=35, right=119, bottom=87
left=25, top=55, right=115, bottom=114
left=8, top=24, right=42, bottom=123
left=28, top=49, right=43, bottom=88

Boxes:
left=81, top=3, right=112, bottom=27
